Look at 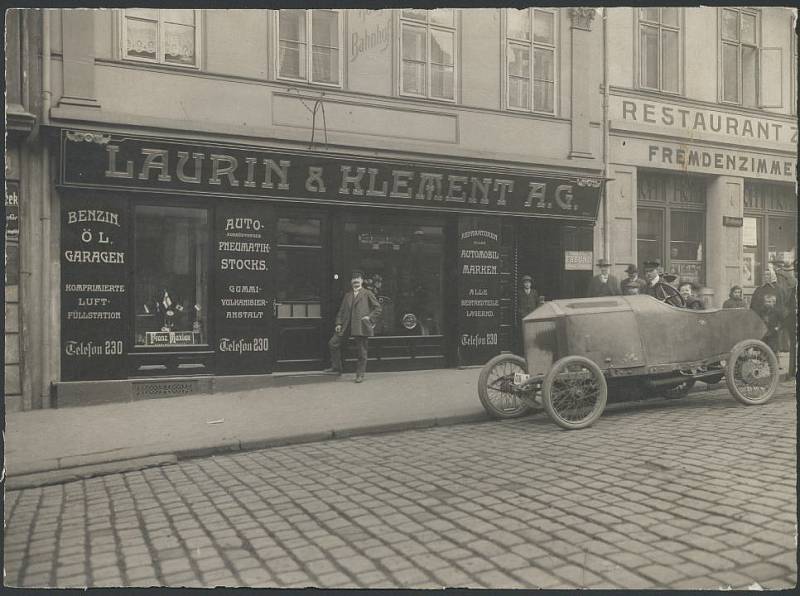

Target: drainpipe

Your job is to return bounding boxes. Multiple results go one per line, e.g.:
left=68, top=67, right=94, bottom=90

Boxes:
left=601, top=7, right=610, bottom=262
left=40, top=8, right=53, bottom=407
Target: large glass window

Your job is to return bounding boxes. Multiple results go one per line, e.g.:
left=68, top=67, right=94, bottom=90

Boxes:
left=742, top=216, right=761, bottom=288
left=768, top=217, right=797, bottom=265
left=278, top=9, right=342, bottom=86
left=122, top=9, right=199, bottom=67
left=637, top=172, right=706, bottom=285
left=400, top=9, right=456, bottom=101
left=720, top=7, right=759, bottom=106
left=506, top=8, right=557, bottom=113
left=341, top=221, right=444, bottom=336
left=639, top=7, right=681, bottom=93
left=134, top=206, right=209, bottom=346
left=275, top=217, right=323, bottom=319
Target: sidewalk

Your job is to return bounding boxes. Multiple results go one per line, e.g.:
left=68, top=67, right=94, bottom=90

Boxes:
left=5, top=357, right=795, bottom=490
left=5, top=368, right=486, bottom=487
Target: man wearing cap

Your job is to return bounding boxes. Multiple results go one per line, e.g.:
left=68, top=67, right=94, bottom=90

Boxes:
left=620, top=264, right=647, bottom=296
left=587, top=258, right=620, bottom=297
left=325, top=270, right=382, bottom=383
left=642, top=260, right=682, bottom=304
left=518, top=274, right=539, bottom=321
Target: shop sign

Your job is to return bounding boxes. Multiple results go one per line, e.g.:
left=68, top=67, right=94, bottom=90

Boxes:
left=611, top=96, right=797, bottom=149
left=61, top=195, right=128, bottom=381
left=60, top=130, right=603, bottom=221
left=458, top=217, right=502, bottom=366
left=610, top=137, right=796, bottom=182
left=723, top=216, right=743, bottom=227
left=5, top=181, right=20, bottom=286
left=743, top=182, right=798, bottom=213
left=564, top=250, right=593, bottom=271
left=214, top=201, right=275, bottom=375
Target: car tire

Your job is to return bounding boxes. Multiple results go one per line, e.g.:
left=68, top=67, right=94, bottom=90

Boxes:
left=478, top=354, right=533, bottom=419
left=542, top=355, right=607, bottom=430
left=725, top=339, right=780, bottom=405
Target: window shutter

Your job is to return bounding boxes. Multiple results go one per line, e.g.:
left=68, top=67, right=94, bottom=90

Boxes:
left=759, top=47, right=783, bottom=108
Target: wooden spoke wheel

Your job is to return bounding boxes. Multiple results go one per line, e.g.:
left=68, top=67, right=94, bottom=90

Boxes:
left=477, top=354, right=533, bottom=419
left=542, top=356, right=607, bottom=430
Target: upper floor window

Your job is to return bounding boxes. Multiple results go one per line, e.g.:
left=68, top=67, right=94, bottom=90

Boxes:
left=400, top=9, right=457, bottom=101
left=638, top=8, right=681, bottom=94
left=277, top=9, right=342, bottom=86
left=122, top=9, right=199, bottom=68
left=506, top=8, right=557, bottom=114
left=720, top=7, right=760, bottom=106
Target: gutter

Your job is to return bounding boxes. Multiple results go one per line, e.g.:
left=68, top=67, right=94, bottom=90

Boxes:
left=601, top=7, right=610, bottom=262
left=41, top=8, right=53, bottom=406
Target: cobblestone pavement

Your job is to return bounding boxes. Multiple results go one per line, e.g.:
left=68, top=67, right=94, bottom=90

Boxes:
left=4, top=384, right=797, bottom=589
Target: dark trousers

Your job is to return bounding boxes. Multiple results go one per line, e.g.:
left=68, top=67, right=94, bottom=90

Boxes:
left=329, top=333, right=368, bottom=374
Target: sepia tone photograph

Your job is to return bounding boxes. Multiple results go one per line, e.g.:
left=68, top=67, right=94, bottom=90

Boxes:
left=4, top=3, right=798, bottom=590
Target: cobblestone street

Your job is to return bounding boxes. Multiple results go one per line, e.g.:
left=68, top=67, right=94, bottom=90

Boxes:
left=4, top=384, right=797, bottom=589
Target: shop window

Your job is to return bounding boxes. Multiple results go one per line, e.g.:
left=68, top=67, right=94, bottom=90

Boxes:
left=637, top=172, right=706, bottom=285
left=768, top=217, right=796, bottom=265
left=341, top=221, right=444, bottom=336
left=277, top=9, right=342, bottom=86
left=506, top=8, right=557, bottom=113
left=720, top=7, right=765, bottom=107
left=134, top=206, right=209, bottom=346
left=400, top=9, right=457, bottom=101
left=638, top=7, right=681, bottom=94
left=637, top=208, right=664, bottom=270
left=276, top=217, right=323, bottom=319
left=742, top=216, right=761, bottom=288
left=121, top=9, right=199, bottom=67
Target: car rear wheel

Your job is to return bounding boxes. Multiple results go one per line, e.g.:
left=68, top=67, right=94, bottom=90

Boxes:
left=542, top=356, right=607, bottom=430
left=725, top=339, right=779, bottom=405
left=478, top=354, right=533, bottom=419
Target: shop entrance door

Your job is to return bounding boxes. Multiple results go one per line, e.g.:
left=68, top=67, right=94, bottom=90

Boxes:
left=273, top=210, right=330, bottom=372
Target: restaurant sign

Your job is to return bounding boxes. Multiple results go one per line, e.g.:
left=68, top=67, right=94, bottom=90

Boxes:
left=60, top=130, right=603, bottom=221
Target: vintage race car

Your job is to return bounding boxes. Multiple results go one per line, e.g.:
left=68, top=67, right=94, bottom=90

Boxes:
left=478, top=294, right=780, bottom=430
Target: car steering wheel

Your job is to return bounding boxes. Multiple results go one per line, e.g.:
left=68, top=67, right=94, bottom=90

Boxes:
left=660, top=284, right=685, bottom=308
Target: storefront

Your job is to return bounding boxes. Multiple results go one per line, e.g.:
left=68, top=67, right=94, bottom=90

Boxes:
left=55, top=129, right=602, bottom=391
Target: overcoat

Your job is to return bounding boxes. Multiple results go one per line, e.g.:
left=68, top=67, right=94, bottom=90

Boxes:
left=587, top=274, right=620, bottom=297
left=336, top=289, right=382, bottom=337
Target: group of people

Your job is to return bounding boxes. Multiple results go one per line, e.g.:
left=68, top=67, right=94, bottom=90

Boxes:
left=585, top=257, right=797, bottom=375
left=587, top=258, right=704, bottom=308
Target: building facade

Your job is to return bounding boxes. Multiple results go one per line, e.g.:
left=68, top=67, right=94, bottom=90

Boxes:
left=605, top=7, right=798, bottom=307
left=8, top=8, right=612, bottom=408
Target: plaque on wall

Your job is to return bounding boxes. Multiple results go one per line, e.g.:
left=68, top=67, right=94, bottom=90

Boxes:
left=458, top=217, right=502, bottom=366
left=61, top=194, right=129, bottom=381
left=214, top=201, right=275, bottom=375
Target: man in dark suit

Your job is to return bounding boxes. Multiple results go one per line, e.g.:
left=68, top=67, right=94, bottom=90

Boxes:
left=642, top=260, right=683, bottom=305
left=325, top=270, right=382, bottom=383
left=587, top=258, right=620, bottom=297
left=620, top=264, right=647, bottom=295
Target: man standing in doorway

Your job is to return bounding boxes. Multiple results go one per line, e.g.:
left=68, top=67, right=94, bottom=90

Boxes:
left=325, top=270, right=382, bottom=383
left=587, top=258, right=620, bottom=297
left=518, top=275, right=539, bottom=322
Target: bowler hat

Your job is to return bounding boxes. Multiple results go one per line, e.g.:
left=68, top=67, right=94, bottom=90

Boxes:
left=662, top=273, right=678, bottom=283
left=596, top=258, right=612, bottom=267
left=521, top=275, right=533, bottom=282
left=643, top=260, right=661, bottom=271
left=625, top=264, right=638, bottom=274
left=350, top=270, right=364, bottom=279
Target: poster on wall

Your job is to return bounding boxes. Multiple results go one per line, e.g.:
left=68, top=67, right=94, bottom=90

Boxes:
left=214, top=202, right=275, bottom=375
left=458, top=217, right=502, bottom=366
left=5, top=181, right=20, bottom=286
left=61, top=194, right=128, bottom=381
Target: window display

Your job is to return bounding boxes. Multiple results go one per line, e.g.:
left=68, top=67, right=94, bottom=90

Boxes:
left=342, top=221, right=444, bottom=337
left=134, top=205, right=209, bottom=346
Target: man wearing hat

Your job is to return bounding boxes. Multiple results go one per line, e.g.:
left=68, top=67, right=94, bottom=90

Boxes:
left=620, top=264, right=647, bottom=296
left=518, top=274, right=539, bottom=321
left=642, top=260, right=683, bottom=305
left=587, top=258, right=620, bottom=297
left=325, top=270, right=382, bottom=383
